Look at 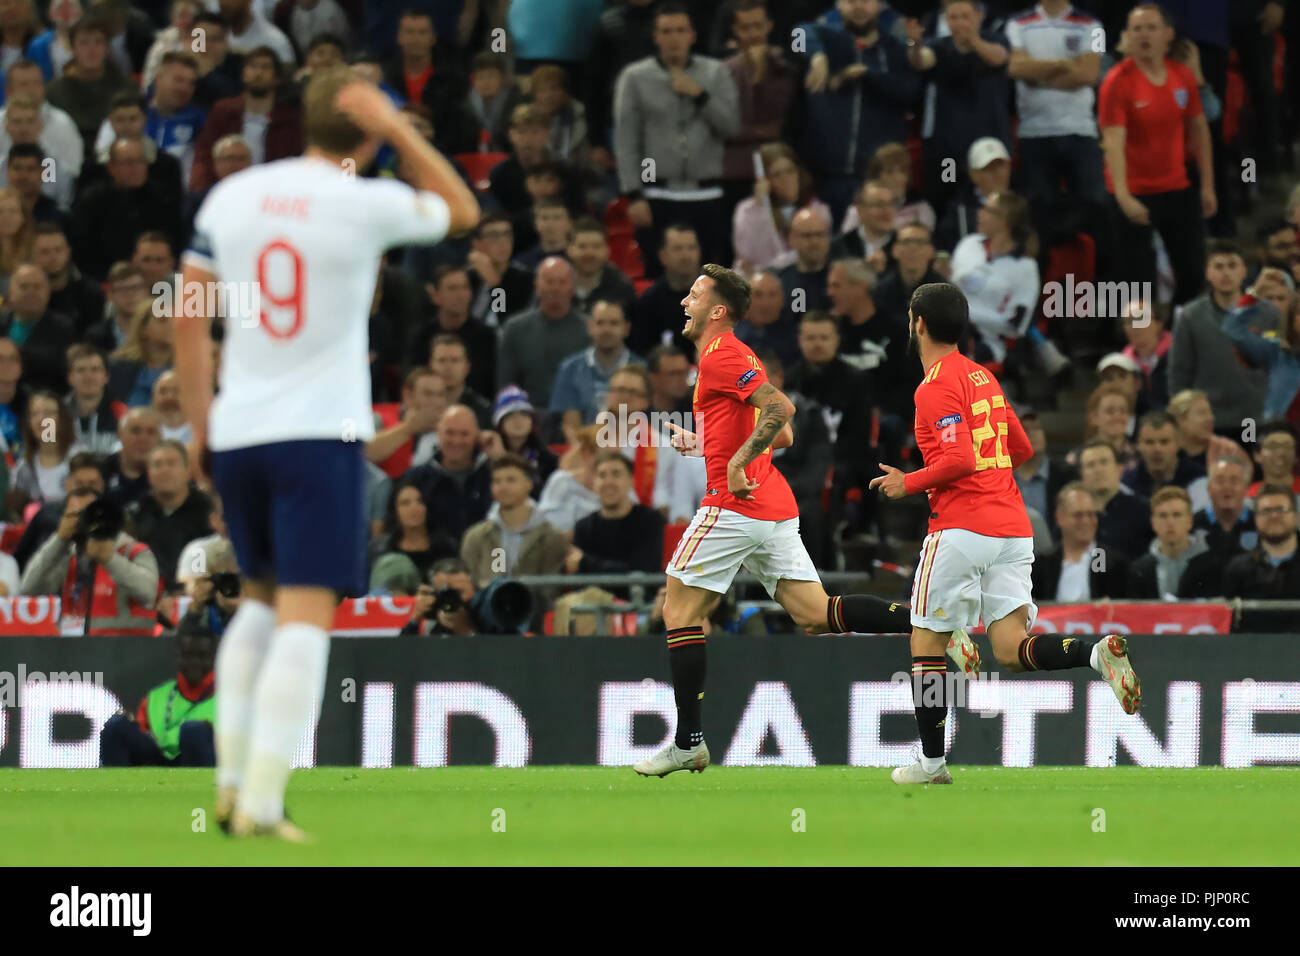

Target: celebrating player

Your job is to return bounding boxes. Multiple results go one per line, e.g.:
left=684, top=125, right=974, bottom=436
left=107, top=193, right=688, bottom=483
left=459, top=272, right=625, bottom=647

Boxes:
left=174, top=69, right=479, bottom=838
left=633, top=264, right=979, bottom=778
left=871, top=283, right=1141, bottom=786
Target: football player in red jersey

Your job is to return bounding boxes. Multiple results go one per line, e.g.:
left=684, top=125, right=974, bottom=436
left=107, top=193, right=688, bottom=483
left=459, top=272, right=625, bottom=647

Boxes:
left=633, top=264, right=979, bottom=777
left=871, top=282, right=1141, bottom=785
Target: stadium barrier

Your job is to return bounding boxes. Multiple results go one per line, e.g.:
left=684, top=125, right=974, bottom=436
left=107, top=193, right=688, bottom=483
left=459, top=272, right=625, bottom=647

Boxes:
left=1, top=633, right=1296, bottom=768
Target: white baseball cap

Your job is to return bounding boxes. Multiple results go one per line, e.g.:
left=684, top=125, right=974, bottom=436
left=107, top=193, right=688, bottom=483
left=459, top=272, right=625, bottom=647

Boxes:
left=1096, top=352, right=1140, bottom=375
left=968, top=137, right=1011, bottom=171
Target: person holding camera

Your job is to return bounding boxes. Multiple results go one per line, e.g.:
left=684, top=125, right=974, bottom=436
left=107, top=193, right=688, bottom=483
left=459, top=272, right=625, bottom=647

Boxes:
left=19, top=488, right=162, bottom=635
left=401, top=556, right=536, bottom=636
left=177, top=534, right=241, bottom=637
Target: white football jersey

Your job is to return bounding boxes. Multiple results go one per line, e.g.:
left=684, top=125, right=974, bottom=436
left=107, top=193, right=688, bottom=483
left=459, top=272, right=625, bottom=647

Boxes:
left=183, top=158, right=450, bottom=451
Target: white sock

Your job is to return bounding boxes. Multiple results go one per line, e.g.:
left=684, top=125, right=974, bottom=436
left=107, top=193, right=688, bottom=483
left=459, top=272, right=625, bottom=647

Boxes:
left=920, top=754, right=946, bottom=774
left=1090, top=641, right=1103, bottom=675
left=214, top=600, right=277, bottom=791
left=238, top=623, right=330, bottom=825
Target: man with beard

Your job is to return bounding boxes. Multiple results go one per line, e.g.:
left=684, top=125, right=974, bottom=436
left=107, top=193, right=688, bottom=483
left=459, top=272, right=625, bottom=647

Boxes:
left=1222, top=485, right=1300, bottom=598
left=632, top=264, right=978, bottom=778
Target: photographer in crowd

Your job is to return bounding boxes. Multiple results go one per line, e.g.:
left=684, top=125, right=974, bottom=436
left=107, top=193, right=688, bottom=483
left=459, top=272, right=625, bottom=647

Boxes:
left=176, top=533, right=240, bottom=638
left=401, top=557, right=534, bottom=636
left=20, top=489, right=161, bottom=635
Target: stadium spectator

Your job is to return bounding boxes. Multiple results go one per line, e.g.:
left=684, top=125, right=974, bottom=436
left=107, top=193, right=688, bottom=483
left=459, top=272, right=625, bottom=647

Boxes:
left=405, top=265, right=486, bottom=384
left=3, top=96, right=76, bottom=214
left=188, top=12, right=243, bottom=110
left=150, top=369, right=190, bottom=443
left=430, top=334, right=492, bottom=429
left=935, top=136, right=1011, bottom=253
left=403, top=404, right=497, bottom=541
left=827, top=257, right=898, bottom=385
left=467, top=52, right=523, bottom=152
left=1094, top=352, right=1142, bottom=431
left=0, top=60, right=84, bottom=199
left=1253, top=216, right=1300, bottom=285
left=952, top=190, right=1070, bottom=376
left=1194, top=455, right=1257, bottom=558
left=102, top=405, right=161, bottom=509
left=189, top=46, right=303, bottom=192
left=6, top=143, right=65, bottom=227
left=277, top=0, right=351, bottom=59
left=140, top=1, right=201, bottom=91
left=903, top=1, right=1011, bottom=214
left=762, top=347, right=831, bottom=565
left=99, top=615, right=216, bottom=767
left=0, top=184, right=33, bottom=294
left=461, top=453, right=568, bottom=588
left=1031, top=482, right=1130, bottom=601
left=1078, top=436, right=1151, bottom=562
left=568, top=216, right=635, bottom=315
left=1098, top=3, right=1214, bottom=306
left=367, top=366, right=447, bottom=478
left=44, top=17, right=134, bottom=154
left=732, top=268, right=798, bottom=369
left=731, top=142, right=832, bottom=276
left=94, top=0, right=156, bottom=77
left=873, top=225, right=943, bottom=330
left=1169, top=241, right=1263, bottom=431
left=1168, top=388, right=1249, bottom=478
left=467, top=213, right=535, bottom=328
left=79, top=93, right=184, bottom=214
left=1116, top=300, right=1171, bottom=416
left=796, top=0, right=921, bottom=226
left=294, top=32, right=347, bottom=83
left=84, top=261, right=146, bottom=352
left=566, top=450, right=664, bottom=574
left=1221, top=484, right=1300, bottom=599
left=20, top=487, right=161, bottom=634
left=613, top=2, right=739, bottom=275
left=143, top=52, right=206, bottom=185
left=597, top=364, right=661, bottom=508
left=1248, top=422, right=1300, bottom=497
left=32, top=223, right=103, bottom=333
left=784, top=311, right=875, bottom=539
left=0, top=263, right=75, bottom=393
left=12, top=451, right=105, bottom=571
left=720, top=2, right=797, bottom=213
left=1222, top=267, right=1300, bottom=429
left=175, top=523, right=240, bottom=637
left=401, top=556, right=479, bottom=637
left=646, top=343, right=691, bottom=417
left=366, top=479, right=459, bottom=583
left=69, top=137, right=182, bottom=281
left=1127, top=486, right=1220, bottom=598
left=587, top=0, right=658, bottom=158
left=489, top=104, right=586, bottom=246
left=492, top=385, right=557, bottom=490
left=1004, top=0, right=1106, bottom=250
left=527, top=64, right=589, bottom=167
left=220, top=0, right=295, bottom=64
left=131, top=232, right=177, bottom=294
left=64, top=343, right=118, bottom=455
left=125, top=440, right=212, bottom=593
left=550, top=300, right=643, bottom=438
left=832, top=179, right=895, bottom=272
left=382, top=8, right=477, bottom=155
left=0, top=337, right=23, bottom=451
left=853, top=142, right=936, bottom=233
left=107, top=300, right=172, bottom=408
left=513, top=195, right=572, bottom=272
left=776, top=207, right=832, bottom=316
left=537, top=422, right=601, bottom=535
left=1013, top=405, right=1079, bottom=544
left=26, top=0, right=78, bottom=83
left=628, top=223, right=700, bottom=355
left=1122, top=409, right=1208, bottom=502
left=497, top=256, right=589, bottom=409
left=9, top=390, right=73, bottom=512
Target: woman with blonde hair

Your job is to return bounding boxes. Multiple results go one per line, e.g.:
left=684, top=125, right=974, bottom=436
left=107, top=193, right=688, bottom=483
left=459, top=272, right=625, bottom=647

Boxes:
left=1067, top=383, right=1136, bottom=468
left=0, top=187, right=34, bottom=295
left=108, top=297, right=174, bottom=407
left=731, top=141, right=832, bottom=274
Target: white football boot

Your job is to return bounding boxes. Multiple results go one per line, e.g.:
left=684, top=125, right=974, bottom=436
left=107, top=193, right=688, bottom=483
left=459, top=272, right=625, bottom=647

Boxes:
left=632, top=741, right=710, bottom=777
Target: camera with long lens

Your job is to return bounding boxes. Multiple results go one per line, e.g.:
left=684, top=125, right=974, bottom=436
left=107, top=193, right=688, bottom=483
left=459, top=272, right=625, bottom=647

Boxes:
left=426, top=586, right=465, bottom=620
left=209, top=572, right=241, bottom=600
left=73, top=498, right=124, bottom=549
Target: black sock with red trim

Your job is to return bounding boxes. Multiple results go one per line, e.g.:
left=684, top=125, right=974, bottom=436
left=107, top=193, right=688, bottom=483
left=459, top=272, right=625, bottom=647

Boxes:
left=911, top=656, right=949, bottom=760
left=666, top=626, right=706, bottom=749
left=827, top=594, right=911, bottom=634
left=1017, top=634, right=1095, bottom=671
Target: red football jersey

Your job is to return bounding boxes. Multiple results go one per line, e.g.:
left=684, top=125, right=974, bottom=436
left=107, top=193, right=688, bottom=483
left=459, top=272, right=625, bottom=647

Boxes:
left=692, top=331, right=798, bottom=520
left=1098, top=58, right=1203, bottom=196
left=903, top=351, right=1034, bottom=537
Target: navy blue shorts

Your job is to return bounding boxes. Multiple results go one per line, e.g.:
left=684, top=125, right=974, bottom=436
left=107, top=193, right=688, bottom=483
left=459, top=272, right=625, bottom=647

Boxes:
left=211, top=439, right=368, bottom=597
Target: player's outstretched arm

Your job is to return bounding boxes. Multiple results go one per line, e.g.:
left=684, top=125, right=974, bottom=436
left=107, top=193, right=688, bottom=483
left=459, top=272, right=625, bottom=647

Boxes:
left=175, top=262, right=215, bottom=473
left=335, top=80, right=480, bottom=235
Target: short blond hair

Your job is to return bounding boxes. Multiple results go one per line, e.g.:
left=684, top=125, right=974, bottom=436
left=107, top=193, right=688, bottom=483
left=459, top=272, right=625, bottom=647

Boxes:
left=1150, top=486, right=1192, bottom=512
left=303, top=68, right=366, bottom=154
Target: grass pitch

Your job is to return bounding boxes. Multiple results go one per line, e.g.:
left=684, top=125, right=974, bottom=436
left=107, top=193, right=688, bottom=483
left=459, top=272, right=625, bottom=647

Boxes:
left=1, top=766, right=1295, bottom=866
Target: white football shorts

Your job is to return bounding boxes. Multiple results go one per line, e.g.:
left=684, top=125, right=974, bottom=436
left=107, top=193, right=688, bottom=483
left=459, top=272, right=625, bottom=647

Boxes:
left=666, top=505, right=820, bottom=597
left=910, top=528, right=1037, bottom=632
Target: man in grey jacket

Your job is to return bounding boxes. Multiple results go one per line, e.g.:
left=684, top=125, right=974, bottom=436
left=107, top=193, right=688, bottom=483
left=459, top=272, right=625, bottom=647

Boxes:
left=613, top=1, right=740, bottom=278
left=1168, top=240, right=1269, bottom=432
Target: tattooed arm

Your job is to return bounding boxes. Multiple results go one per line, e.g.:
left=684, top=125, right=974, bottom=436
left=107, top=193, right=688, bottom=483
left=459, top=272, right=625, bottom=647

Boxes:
left=728, top=382, right=796, bottom=499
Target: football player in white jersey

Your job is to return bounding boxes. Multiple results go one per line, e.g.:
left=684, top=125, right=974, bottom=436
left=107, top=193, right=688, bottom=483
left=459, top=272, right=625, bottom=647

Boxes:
left=175, top=69, right=479, bottom=840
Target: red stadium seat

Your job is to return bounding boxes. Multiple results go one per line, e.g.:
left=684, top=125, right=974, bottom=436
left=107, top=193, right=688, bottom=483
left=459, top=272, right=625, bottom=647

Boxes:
left=663, top=522, right=689, bottom=567
left=455, top=151, right=508, bottom=192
